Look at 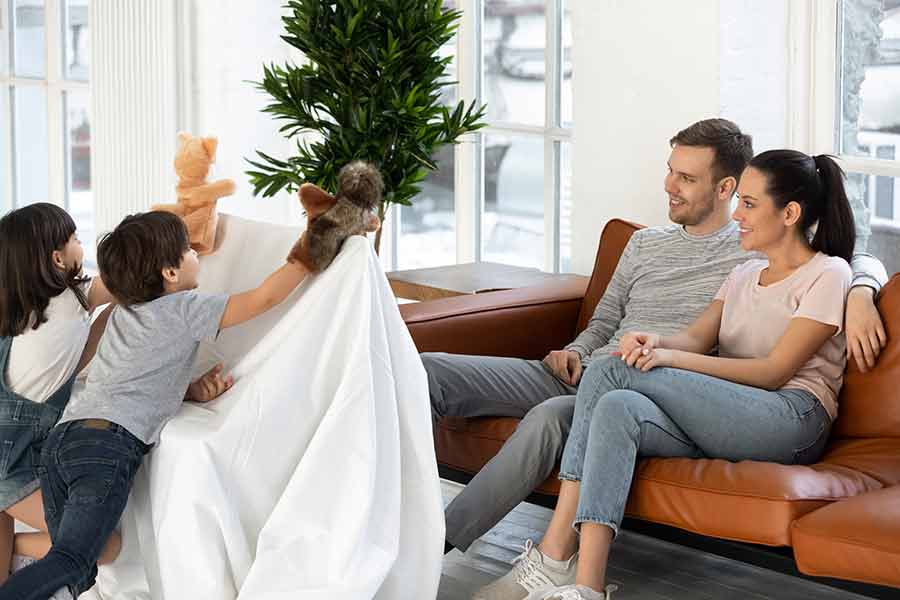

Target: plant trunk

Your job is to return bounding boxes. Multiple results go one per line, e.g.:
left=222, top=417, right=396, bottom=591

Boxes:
left=373, top=201, right=387, bottom=255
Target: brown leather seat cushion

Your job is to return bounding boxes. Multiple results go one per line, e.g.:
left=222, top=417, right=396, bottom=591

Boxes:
left=436, top=416, right=900, bottom=545
left=792, top=485, right=900, bottom=588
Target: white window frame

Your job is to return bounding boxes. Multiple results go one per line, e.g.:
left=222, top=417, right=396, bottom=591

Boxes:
left=795, top=0, right=900, bottom=231
left=1, top=0, right=90, bottom=215
left=391, top=0, right=572, bottom=273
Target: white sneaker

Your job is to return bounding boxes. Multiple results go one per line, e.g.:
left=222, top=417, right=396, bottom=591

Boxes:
left=532, top=584, right=618, bottom=600
left=472, top=540, right=577, bottom=600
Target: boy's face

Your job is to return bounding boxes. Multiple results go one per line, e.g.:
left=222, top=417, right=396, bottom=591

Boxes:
left=169, top=248, right=201, bottom=292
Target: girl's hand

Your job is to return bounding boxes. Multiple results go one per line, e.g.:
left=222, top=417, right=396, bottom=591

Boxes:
left=617, top=331, right=660, bottom=367
left=634, top=348, right=676, bottom=372
left=186, top=363, right=234, bottom=403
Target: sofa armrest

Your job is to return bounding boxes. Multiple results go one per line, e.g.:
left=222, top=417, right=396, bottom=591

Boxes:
left=400, top=277, right=589, bottom=359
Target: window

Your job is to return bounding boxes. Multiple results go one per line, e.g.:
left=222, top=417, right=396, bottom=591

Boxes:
left=1, top=0, right=95, bottom=265
left=394, top=0, right=573, bottom=273
left=835, top=0, right=900, bottom=275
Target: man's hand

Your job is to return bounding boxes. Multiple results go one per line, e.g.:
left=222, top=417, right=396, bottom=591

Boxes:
left=845, top=286, right=887, bottom=373
left=186, top=363, right=234, bottom=403
left=616, top=331, right=660, bottom=367
left=633, top=348, right=676, bottom=372
left=543, top=350, right=583, bottom=386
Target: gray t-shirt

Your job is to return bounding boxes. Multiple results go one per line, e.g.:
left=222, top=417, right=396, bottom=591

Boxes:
left=61, top=290, right=229, bottom=444
left=566, top=221, right=886, bottom=366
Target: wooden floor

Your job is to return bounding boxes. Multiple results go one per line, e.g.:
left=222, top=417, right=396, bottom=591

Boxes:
left=437, top=480, right=873, bottom=600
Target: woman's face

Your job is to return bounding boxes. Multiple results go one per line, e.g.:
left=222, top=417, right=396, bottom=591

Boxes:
left=732, top=167, right=797, bottom=253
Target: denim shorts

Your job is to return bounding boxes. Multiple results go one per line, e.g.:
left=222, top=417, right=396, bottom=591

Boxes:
left=0, top=399, right=64, bottom=511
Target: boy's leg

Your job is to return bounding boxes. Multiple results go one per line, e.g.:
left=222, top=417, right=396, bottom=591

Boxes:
left=0, top=422, right=146, bottom=600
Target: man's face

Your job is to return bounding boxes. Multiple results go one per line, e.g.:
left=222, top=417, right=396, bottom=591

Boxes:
left=664, top=145, right=719, bottom=227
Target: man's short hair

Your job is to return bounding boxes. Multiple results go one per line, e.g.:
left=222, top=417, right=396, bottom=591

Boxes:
left=97, top=211, right=190, bottom=306
left=669, top=118, right=754, bottom=184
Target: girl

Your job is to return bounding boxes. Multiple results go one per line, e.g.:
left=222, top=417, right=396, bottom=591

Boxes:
left=0, top=203, right=119, bottom=586
left=479, top=150, right=857, bottom=600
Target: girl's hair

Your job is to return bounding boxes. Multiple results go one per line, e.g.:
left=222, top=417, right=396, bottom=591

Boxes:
left=748, top=150, right=856, bottom=263
left=0, top=203, right=89, bottom=337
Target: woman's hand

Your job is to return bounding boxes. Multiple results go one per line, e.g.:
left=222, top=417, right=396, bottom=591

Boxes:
left=617, top=331, right=660, bottom=367
left=633, top=348, right=676, bottom=372
left=186, top=363, right=234, bottom=403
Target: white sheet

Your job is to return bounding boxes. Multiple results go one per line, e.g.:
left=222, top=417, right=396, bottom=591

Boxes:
left=83, top=213, right=444, bottom=599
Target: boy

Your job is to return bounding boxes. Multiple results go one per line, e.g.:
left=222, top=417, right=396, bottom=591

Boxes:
left=0, top=211, right=312, bottom=599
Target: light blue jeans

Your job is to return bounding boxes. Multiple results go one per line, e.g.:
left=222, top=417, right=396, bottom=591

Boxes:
left=559, top=356, right=832, bottom=535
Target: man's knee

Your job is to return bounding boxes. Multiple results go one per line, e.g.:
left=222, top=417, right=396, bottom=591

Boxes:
left=518, top=397, right=575, bottom=450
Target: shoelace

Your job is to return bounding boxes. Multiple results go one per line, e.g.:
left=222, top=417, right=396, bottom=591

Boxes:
left=511, top=540, right=556, bottom=592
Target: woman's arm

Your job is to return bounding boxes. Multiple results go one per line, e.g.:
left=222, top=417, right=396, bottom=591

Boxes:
left=620, top=300, right=723, bottom=366
left=219, top=262, right=309, bottom=330
left=659, top=300, right=724, bottom=354
left=643, top=317, right=837, bottom=390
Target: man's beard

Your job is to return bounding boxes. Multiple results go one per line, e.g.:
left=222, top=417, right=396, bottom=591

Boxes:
left=671, top=194, right=716, bottom=227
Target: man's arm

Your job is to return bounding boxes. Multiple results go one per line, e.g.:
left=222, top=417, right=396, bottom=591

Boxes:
left=847, top=252, right=890, bottom=372
left=564, top=234, right=639, bottom=361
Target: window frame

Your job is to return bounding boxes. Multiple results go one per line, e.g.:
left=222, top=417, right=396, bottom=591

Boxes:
left=391, top=0, right=572, bottom=273
left=1, top=0, right=90, bottom=215
left=800, top=0, right=900, bottom=233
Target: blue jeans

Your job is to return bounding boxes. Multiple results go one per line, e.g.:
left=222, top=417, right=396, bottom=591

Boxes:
left=0, top=419, right=149, bottom=599
left=560, top=356, right=831, bottom=536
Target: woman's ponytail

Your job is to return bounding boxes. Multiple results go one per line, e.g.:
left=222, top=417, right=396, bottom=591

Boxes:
left=810, top=154, right=855, bottom=264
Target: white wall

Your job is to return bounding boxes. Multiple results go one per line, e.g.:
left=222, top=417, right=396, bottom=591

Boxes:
left=189, top=0, right=304, bottom=225
left=569, top=0, right=791, bottom=275
left=570, top=1, right=721, bottom=275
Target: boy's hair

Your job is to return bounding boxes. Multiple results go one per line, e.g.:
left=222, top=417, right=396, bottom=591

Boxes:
left=670, top=118, right=754, bottom=184
left=98, top=212, right=190, bottom=306
left=0, top=203, right=89, bottom=337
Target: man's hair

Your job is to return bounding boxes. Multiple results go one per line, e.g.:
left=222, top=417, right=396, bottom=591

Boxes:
left=97, top=212, right=190, bottom=306
left=669, top=118, right=754, bottom=184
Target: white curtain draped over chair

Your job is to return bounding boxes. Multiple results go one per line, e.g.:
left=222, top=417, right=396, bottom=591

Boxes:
left=82, top=213, right=444, bottom=599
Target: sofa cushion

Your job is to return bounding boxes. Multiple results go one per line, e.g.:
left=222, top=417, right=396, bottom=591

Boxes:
left=624, top=437, right=900, bottom=547
left=792, top=486, right=900, bottom=588
left=833, top=275, right=900, bottom=439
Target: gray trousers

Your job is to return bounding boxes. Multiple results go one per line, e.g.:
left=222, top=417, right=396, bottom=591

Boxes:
left=422, top=352, right=577, bottom=551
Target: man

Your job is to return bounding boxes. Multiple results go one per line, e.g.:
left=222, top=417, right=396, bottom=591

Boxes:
left=423, top=118, right=889, bottom=600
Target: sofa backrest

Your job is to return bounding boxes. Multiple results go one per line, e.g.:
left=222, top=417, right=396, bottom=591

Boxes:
left=834, top=274, right=900, bottom=439
left=575, top=218, right=643, bottom=336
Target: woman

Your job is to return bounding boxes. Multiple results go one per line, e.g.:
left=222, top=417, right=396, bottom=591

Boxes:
left=481, top=150, right=857, bottom=600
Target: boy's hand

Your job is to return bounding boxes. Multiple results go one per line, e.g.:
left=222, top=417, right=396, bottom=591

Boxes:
left=186, top=363, right=234, bottom=403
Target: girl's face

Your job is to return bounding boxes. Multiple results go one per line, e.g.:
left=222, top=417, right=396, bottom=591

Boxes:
left=55, top=233, right=84, bottom=274
left=732, top=167, right=800, bottom=254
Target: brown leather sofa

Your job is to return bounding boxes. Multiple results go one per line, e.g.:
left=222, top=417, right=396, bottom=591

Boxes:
left=400, top=219, right=900, bottom=589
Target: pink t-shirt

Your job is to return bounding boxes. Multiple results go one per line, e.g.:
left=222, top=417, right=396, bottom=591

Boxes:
left=714, top=253, right=851, bottom=420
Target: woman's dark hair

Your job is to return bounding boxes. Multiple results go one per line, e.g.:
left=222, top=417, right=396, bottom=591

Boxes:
left=97, top=211, right=190, bottom=306
left=748, top=150, right=856, bottom=263
left=0, top=203, right=89, bottom=337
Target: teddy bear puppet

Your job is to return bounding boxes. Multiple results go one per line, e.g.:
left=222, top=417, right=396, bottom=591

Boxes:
left=287, top=161, right=383, bottom=272
left=152, top=132, right=236, bottom=255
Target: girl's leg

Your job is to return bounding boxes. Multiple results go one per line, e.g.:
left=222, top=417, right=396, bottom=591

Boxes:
left=577, top=523, right=613, bottom=592
left=6, top=490, right=122, bottom=564
left=538, top=480, right=581, bottom=561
